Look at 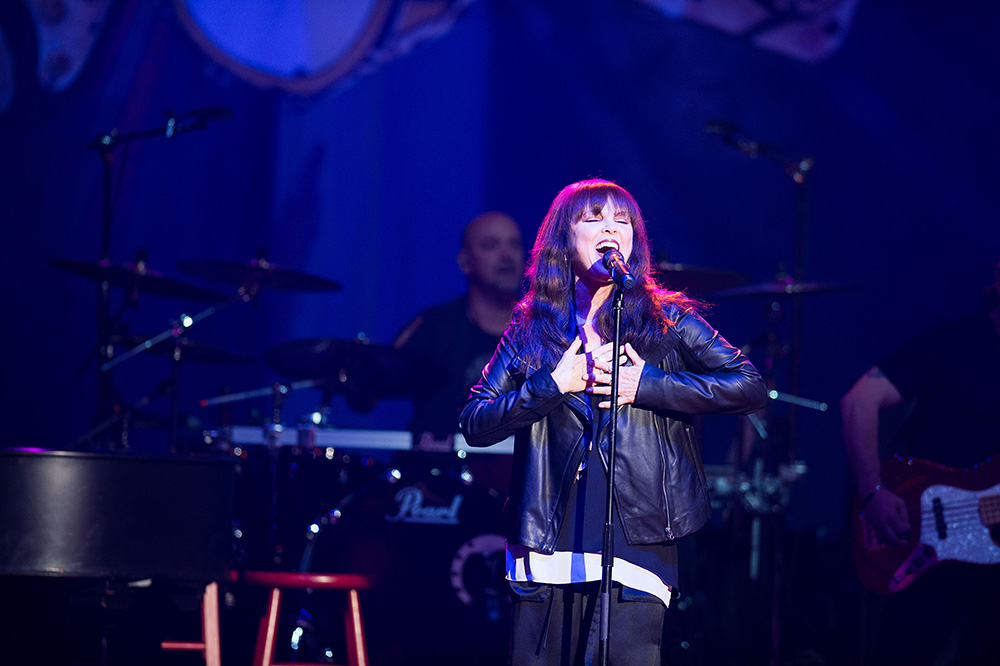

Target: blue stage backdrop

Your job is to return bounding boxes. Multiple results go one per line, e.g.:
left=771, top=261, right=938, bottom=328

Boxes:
left=2, top=0, right=998, bottom=544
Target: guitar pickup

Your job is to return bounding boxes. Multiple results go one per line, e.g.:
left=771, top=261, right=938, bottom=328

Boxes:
left=932, top=496, right=947, bottom=538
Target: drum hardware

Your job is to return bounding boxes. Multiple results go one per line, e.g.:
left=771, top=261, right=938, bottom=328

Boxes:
left=766, top=389, right=827, bottom=411
left=49, top=255, right=228, bottom=304
left=705, top=122, right=822, bottom=663
left=201, top=377, right=347, bottom=569
left=177, top=250, right=342, bottom=292
left=84, top=110, right=233, bottom=441
left=88, top=249, right=342, bottom=451
left=88, top=290, right=247, bottom=452
left=706, top=460, right=808, bottom=513
left=296, top=471, right=509, bottom=666
left=97, top=280, right=258, bottom=374
left=705, top=274, right=856, bottom=299
left=199, top=379, right=327, bottom=409
left=197, top=334, right=435, bottom=440
left=70, top=378, right=173, bottom=449
left=704, top=118, right=813, bottom=184
left=263, top=337, right=438, bottom=399
left=52, top=249, right=227, bottom=379
left=653, top=252, right=750, bottom=294
left=103, top=332, right=254, bottom=365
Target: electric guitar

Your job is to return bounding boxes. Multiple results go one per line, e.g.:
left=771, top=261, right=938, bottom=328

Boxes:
left=851, top=455, right=1000, bottom=595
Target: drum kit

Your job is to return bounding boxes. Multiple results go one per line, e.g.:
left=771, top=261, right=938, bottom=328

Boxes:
left=654, top=255, right=851, bottom=507
left=50, top=248, right=518, bottom=665
left=48, top=236, right=852, bottom=664
left=51, top=108, right=851, bottom=664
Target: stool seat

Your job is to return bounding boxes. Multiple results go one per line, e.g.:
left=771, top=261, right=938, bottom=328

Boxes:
left=239, top=570, right=376, bottom=666
left=242, top=571, right=374, bottom=591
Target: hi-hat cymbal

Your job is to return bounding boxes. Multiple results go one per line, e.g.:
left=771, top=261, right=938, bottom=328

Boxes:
left=177, top=258, right=342, bottom=292
left=50, top=258, right=227, bottom=303
left=109, top=333, right=255, bottom=365
left=655, top=261, right=749, bottom=294
left=264, top=338, right=435, bottom=398
left=708, top=276, right=856, bottom=299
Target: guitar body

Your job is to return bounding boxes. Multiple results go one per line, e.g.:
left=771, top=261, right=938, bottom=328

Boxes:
left=851, top=455, right=1000, bottom=595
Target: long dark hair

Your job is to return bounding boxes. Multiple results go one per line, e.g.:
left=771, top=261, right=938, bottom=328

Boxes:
left=513, top=179, right=697, bottom=371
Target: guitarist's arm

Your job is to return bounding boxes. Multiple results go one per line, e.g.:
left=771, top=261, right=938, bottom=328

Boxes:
left=841, top=366, right=910, bottom=546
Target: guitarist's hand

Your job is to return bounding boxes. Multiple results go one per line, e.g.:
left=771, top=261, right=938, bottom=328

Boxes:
left=865, top=489, right=911, bottom=547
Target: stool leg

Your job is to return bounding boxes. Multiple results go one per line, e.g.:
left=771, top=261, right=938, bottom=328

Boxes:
left=160, top=581, right=221, bottom=665
left=344, top=588, right=368, bottom=666
left=201, top=582, right=221, bottom=666
left=255, top=587, right=282, bottom=666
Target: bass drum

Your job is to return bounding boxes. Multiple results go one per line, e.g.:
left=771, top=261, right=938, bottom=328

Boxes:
left=299, top=466, right=510, bottom=666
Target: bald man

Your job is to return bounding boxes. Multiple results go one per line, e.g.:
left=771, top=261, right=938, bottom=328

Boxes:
left=394, top=211, right=525, bottom=445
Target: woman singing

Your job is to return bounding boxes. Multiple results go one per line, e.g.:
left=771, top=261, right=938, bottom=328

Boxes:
left=460, top=179, right=767, bottom=665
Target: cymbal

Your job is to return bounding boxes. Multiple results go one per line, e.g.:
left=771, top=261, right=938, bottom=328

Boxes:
left=109, top=333, right=255, bottom=365
left=177, top=258, right=342, bottom=292
left=50, top=258, right=227, bottom=303
left=264, top=338, right=433, bottom=398
left=708, top=276, right=855, bottom=299
left=655, top=261, right=749, bottom=294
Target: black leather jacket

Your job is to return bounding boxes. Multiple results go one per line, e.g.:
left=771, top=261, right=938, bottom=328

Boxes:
left=460, top=305, right=766, bottom=552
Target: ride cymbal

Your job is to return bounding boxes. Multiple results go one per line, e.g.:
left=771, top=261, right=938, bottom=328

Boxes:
left=707, top=276, right=856, bottom=299
left=177, top=258, right=342, bottom=292
left=50, top=257, right=227, bottom=303
left=654, top=261, right=749, bottom=294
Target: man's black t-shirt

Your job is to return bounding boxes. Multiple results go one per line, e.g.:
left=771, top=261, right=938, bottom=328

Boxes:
left=396, top=294, right=502, bottom=437
left=879, top=312, right=1000, bottom=468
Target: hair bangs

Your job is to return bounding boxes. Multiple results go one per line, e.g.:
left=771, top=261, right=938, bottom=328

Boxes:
left=562, top=180, right=643, bottom=228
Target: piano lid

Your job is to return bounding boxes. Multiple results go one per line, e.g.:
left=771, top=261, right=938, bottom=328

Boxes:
left=0, top=448, right=235, bottom=581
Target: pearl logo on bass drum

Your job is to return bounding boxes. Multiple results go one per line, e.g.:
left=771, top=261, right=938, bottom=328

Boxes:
left=385, top=485, right=464, bottom=525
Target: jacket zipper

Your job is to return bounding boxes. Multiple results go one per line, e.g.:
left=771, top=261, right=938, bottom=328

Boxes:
left=654, top=417, right=674, bottom=540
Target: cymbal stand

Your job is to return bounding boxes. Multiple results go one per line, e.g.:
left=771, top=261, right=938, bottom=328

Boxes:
left=70, top=378, right=172, bottom=449
left=199, top=379, right=326, bottom=411
left=87, top=108, right=232, bottom=447
left=705, top=118, right=814, bottom=462
left=199, top=378, right=324, bottom=567
left=98, top=281, right=260, bottom=452
left=266, top=382, right=288, bottom=567
left=100, top=288, right=249, bottom=373
left=75, top=249, right=148, bottom=379
left=707, top=119, right=816, bottom=666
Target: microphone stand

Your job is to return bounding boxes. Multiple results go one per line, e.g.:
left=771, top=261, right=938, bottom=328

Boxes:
left=597, top=286, right=625, bottom=666
left=86, top=107, right=232, bottom=448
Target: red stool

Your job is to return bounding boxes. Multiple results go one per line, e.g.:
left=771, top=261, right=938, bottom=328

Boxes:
left=160, top=581, right=222, bottom=666
left=241, top=571, right=375, bottom=666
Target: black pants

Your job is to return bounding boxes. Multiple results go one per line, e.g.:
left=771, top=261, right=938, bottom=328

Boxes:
left=508, top=581, right=665, bottom=666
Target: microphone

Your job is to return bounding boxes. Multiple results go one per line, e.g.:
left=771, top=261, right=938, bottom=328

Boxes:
left=601, top=250, right=636, bottom=290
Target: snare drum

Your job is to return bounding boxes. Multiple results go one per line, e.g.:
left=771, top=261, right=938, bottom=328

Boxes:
left=297, top=467, right=509, bottom=666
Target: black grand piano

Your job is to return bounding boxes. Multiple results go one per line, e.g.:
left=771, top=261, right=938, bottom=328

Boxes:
left=0, top=448, right=235, bottom=664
